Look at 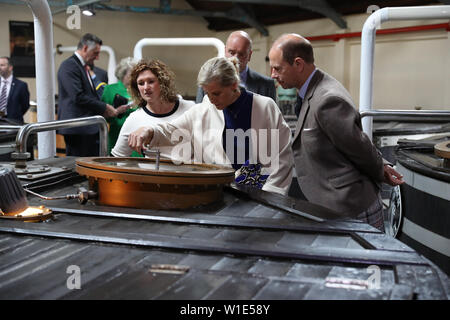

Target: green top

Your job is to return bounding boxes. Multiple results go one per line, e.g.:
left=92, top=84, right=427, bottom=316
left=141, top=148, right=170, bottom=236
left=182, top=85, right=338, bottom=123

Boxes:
left=101, top=81, right=139, bottom=155
left=277, top=86, right=297, bottom=102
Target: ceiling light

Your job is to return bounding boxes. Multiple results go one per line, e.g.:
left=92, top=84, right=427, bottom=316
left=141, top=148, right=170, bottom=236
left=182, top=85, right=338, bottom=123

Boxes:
left=82, top=8, right=95, bottom=16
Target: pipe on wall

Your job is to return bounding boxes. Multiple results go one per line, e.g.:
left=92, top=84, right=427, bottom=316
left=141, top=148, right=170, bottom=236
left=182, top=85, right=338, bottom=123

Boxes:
left=306, top=22, right=450, bottom=42
left=133, top=37, right=225, bottom=60
left=359, top=5, right=450, bottom=140
left=22, top=0, right=56, bottom=160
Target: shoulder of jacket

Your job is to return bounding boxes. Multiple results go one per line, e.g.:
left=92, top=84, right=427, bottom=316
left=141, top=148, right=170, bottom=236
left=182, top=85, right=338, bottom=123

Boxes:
left=253, top=92, right=274, bottom=104
left=249, top=68, right=274, bottom=83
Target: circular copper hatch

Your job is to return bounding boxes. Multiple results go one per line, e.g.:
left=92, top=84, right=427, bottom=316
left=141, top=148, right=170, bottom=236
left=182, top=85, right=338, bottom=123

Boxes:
left=76, top=157, right=235, bottom=210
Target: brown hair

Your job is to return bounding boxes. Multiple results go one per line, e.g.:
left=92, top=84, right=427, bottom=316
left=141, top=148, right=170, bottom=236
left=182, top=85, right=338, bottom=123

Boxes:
left=278, top=34, right=314, bottom=65
left=128, top=59, right=178, bottom=107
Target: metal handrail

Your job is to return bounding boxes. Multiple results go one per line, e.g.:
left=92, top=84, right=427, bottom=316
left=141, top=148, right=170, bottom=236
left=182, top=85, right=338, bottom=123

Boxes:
left=360, top=109, right=450, bottom=120
left=0, top=125, right=22, bottom=130
left=11, top=116, right=108, bottom=167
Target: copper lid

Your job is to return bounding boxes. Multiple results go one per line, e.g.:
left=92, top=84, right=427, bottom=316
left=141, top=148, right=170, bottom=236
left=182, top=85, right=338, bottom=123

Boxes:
left=76, top=157, right=235, bottom=185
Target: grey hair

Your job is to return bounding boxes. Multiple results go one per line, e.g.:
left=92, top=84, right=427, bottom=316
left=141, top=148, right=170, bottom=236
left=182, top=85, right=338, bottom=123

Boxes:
left=77, top=33, right=102, bottom=50
left=115, top=57, right=138, bottom=82
left=197, top=56, right=240, bottom=87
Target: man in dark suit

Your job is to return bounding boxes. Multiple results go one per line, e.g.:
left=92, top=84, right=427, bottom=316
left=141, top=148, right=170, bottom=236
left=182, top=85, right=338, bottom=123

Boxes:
left=196, top=31, right=276, bottom=103
left=269, top=33, right=404, bottom=231
left=57, top=33, right=121, bottom=156
left=0, top=56, right=30, bottom=124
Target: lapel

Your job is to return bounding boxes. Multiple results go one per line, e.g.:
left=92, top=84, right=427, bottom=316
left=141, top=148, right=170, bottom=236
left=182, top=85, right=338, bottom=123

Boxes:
left=245, top=68, right=257, bottom=92
left=72, top=54, right=96, bottom=95
left=292, top=69, right=324, bottom=143
left=7, top=78, right=16, bottom=104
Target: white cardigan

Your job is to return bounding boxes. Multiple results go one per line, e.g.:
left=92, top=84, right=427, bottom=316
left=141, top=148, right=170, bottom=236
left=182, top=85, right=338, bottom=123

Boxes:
left=150, top=93, right=294, bottom=195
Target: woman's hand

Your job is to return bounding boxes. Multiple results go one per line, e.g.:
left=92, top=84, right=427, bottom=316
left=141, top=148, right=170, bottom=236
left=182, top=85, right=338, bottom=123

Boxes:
left=128, top=127, right=154, bottom=154
left=383, top=164, right=404, bottom=186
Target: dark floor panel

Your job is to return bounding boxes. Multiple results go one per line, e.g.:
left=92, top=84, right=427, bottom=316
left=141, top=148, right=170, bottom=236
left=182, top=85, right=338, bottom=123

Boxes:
left=215, top=198, right=258, bottom=217
left=285, top=263, right=333, bottom=280
left=0, top=242, right=90, bottom=299
left=244, top=204, right=279, bottom=219
left=213, top=229, right=253, bottom=243
left=304, top=284, right=390, bottom=300
left=210, top=256, right=257, bottom=273
left=205, top=275, right=268, bottom=299
left=355, top=232, right=416, bottom=252
left=178, top=225, right=223, bottom=240
left=0, top=239, right=68, bottom=276
left=68, top=264, right=183, bottom=300
left=154, top=271, right=230, bottom=299
left=310, top=234, right=352, bottom=248
left=177, top=253, right=224, bottom=270
left=245, top=229, right=285, bottom=245
left=254, top=280, right=311, bottom=300
left=0, top=237, right=38, bottom=257
left=248, top=260, right=294, bottom=277
left=395, top=265, right=448, bottom=300
left=275, top=232, right=319, bottom=250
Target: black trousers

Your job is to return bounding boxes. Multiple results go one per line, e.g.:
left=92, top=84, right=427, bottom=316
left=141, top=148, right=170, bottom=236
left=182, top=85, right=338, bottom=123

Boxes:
left=64, top=133, right=99, bottom=157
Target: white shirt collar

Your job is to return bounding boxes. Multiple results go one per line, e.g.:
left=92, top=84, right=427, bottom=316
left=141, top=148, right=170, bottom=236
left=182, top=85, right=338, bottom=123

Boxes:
left=74, top=51, right=86, bottom=66
left=298, top=68, right=317, bottom=100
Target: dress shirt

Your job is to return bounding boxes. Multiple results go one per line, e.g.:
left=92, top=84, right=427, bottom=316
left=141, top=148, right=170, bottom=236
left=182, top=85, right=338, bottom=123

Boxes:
left=0, top=74, right=13, bottom=100
left=239, top=66, right=249, bottom=88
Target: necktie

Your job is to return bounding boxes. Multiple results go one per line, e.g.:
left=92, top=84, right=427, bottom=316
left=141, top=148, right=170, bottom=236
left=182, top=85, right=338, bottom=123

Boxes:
left=0, top=80, right=8, bottom=113
left=84, top=65, right=94, bottom=90
left=294, top=95, right=303, bottom=118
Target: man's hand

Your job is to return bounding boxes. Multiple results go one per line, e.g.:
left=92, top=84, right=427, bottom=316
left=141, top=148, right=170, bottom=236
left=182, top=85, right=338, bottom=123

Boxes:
left=383, top=164, right=404, bottom=186
left=103, top=104, right=118, bottom=118
left=116, top=104, right=131, bottom=115
left=128, top=126, right=154, bottom=154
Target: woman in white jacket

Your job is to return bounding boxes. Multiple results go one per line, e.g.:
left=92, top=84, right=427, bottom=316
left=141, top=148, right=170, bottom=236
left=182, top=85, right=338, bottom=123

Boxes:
left=129, top=57, right=293, bottom=195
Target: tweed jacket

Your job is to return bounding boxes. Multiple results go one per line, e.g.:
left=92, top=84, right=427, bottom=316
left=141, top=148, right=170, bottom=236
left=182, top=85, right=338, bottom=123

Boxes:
left=292, top=69, right=384, bottom=217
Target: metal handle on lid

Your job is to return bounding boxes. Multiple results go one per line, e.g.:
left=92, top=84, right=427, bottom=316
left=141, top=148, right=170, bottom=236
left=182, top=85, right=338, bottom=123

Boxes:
left=143, top=147, right=160, bottom=170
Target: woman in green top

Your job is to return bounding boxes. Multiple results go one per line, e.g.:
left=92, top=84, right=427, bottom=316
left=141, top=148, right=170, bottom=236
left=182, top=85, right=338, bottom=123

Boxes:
left=101, top=57, right=138, bottom=154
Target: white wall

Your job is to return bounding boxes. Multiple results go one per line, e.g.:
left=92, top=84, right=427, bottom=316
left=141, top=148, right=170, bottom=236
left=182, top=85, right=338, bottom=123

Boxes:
left=237, top=12, right=450, bottom=111
left=1, top=2, right=449, bottom=125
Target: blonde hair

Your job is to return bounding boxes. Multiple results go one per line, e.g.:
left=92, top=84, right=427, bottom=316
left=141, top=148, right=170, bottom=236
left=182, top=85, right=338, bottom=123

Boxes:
left=197, top=56, right=240, bottom=87
left=115, top=57, right=138, bottom=82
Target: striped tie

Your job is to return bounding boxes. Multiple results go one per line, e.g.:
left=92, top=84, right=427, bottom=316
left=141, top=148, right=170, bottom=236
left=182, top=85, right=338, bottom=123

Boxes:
left=85, top=65, right=94, bottom=90
left=0, top=80, right=7, bottom=113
